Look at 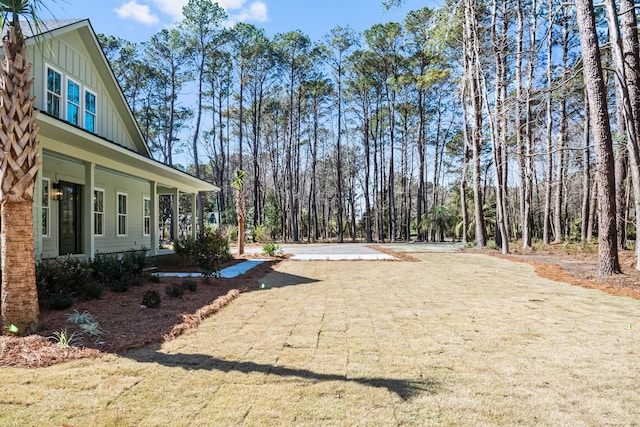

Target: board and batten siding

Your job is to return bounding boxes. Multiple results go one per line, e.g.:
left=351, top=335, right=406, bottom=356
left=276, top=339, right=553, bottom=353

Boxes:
left=27, top=31, right=136, bottom=152
left=40, top=153, right=152, bottom=258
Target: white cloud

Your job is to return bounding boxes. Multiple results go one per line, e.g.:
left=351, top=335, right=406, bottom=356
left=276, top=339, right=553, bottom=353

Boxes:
left=229, top=1, right=269, bottom=24
left=150, top=0, right=188, bottom=21
left=217, top=0, right=247, bottom=9
left=121, top=0, right=269, bottom=27
left=113, top=1, right=159, bottom=25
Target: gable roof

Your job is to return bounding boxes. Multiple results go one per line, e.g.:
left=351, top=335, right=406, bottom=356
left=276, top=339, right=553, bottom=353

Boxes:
left=3, top=19, right=219, bottom=194
left=19, top=18, right=151, bottom=157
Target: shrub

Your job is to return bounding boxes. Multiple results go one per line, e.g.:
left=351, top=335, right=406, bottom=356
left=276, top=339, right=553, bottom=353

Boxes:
left=181, top=279, right=197, bottom=292
left=262, top=242, right=282, bottom=257
left=141, top=290, right=161, bottom=308
left=36, top=256, right=94, bottom=310
left=165, top=282, right=185, bottom=298
left=194, top=228, right=231, bottom=278
left=92, top=249, right=151, bottom=291
left=48, top=294, right=74, bottom=310
left=254, top=224, right=272, bottom=243
left=175, top=229, right=231, bottom=278
left=83, top=282, right=103, bottom=300
left=91, top=252, right=122, bottom=286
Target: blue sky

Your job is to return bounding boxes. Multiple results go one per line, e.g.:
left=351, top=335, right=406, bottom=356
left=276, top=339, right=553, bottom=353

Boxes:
left=46, top=0, right=438, bottom=43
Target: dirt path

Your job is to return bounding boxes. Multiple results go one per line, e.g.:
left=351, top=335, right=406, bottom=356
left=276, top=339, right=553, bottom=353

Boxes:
left=2, top=252, right=639, bottom=425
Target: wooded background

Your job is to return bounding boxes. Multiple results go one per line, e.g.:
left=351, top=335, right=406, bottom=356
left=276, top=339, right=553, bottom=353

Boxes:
left=100, top=0, right=640, bottom=275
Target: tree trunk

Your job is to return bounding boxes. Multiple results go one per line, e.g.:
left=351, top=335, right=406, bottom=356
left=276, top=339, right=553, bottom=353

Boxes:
left=618, top=0, right=640, bottom=268
left=575, top=0, right=621, bottom=276
left=0, top=25, right=41, bottom=335
left=465, top=0, right=486, bottom=247
left=581, top=88, right=591, bottom=244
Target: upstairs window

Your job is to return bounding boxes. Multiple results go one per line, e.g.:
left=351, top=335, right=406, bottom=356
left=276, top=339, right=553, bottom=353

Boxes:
left=46, top=67, right=61, bottom=117
left=84, top=89, right=96, bottom=132
left=67, top=78, right=80, bottom=125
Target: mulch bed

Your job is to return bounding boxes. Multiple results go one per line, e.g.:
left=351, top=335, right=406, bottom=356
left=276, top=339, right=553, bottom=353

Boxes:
left=0, top=258, right=281, bottom=368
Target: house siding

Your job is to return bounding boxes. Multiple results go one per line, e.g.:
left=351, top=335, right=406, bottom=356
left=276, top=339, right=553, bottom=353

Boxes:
left=40, top=152, right=151, bottom=258
left=28, top=32, right=136, bottom=152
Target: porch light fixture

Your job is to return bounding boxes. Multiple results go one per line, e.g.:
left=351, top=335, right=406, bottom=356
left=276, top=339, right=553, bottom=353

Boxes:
left=51, top=182, right=63, bottom=201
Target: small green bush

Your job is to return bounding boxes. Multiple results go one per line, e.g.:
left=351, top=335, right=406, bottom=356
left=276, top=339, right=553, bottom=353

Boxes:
left=254, top=224, right=272, bottom=243
left=141, top=290, right=161, bottom=308
left=48, top=294, right=74, bottom=310
left=262, top=242, right=282, bottom=257
left=36, top=256, right=94, bottom=310
left=175, top=229, right=231, bottom=278
left=194, top=228, right=231, bottom=278
left=110, top=278, right=130, bottom=293
left=83, top=282, right=103, bottom=300
left=165, top=282, right=185, bottom=298
left=181, top=279, right=197, bottom=292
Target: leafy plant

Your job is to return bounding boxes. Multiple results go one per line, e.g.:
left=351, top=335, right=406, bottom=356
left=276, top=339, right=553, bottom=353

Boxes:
left=49, top=329, right=78, bottom=348
left=141, top=290, right=161, bottom=308
left=194, top=228, right=231, bottom=278
left=165, top=282, right=185, bottom=298
left=262, top=242, right=282, bottom=257
left=80, top=321, right=103, bottom=337
left=181, top=279, right=197, bottom=292
left=36, top=256, right=95, bottom=309
left=48, top=294, right=74, bottom=311
left=67, top=310, right=95, bottom=324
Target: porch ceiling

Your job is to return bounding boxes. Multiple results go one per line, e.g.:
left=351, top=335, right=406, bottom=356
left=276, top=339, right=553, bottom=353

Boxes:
left=38, top=115, right=219, bottom=194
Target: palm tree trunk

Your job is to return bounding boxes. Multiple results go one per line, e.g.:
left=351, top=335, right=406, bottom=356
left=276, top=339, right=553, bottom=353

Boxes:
left=2, top=201, right=39, bottom=334
left=0, top=25, right=41, bottom=335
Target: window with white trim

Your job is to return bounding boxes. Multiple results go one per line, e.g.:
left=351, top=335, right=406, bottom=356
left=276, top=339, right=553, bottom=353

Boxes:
left=84, top=89, right=96, bottom=132
left=94, top=188, right=104, bottom=236
left=117, top=192, right=127, bottom=236
left=67, top=78, right=80, bottom=125
left=46, top=66, right=61, bottom=117
left=42, top=178, right=50, bottom=238
left=143, top=197, right=151, bottom=236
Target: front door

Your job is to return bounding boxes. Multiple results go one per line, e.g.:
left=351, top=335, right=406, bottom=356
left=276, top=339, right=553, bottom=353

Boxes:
left=59, top=181, right=82, bottom=255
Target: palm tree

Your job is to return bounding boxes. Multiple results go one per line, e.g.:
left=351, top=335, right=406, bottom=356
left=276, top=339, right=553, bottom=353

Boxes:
left=0, top=1, right=51, bottom=335
left=232, top=170, right=246, bottom=256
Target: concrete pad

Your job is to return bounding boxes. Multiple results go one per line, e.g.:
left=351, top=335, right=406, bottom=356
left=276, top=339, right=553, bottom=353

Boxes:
left=156, top=259, right=266, bottom=279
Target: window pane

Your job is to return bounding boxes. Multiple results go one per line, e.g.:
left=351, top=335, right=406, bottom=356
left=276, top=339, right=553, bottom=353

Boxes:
left=47, top=92, right=59, bottom=116
left=47, top=69, right=61, bottom=94
left=94, top=212, right=103, bottom=235
left=118, top=215, right=126, bottom=235
left=118, top=194, right=127, bottom=214
left=85, top=91, right=96, bottom=113
left=84, top=90, right=96, bottom=132
left=67, top=80, right=80, bottom=125
left=47, top=68, right=61, bottom=117
left=42, top=208, right=48, bottom=236
left=84, top=112, right=95, bottom=132
left=94, top=190, right=103, bottom=212
left=42, top=180, right=49, bottom=207
left=67, top=104, right=79, bottom=124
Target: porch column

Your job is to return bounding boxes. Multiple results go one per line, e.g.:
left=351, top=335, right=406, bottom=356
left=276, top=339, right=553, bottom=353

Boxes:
left=172, top=188, right=179, bottom=242
left=191, top=192, right=198, bottom=237
left=149, top=181, right=158, bottom=256
left=83, top=161, right=95, bottom=259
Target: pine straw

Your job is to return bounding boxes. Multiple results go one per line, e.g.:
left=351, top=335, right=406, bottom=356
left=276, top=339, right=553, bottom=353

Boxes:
left=1, top=259, right=280, bottom=369
left=0, top=335, right=101, bottom=368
